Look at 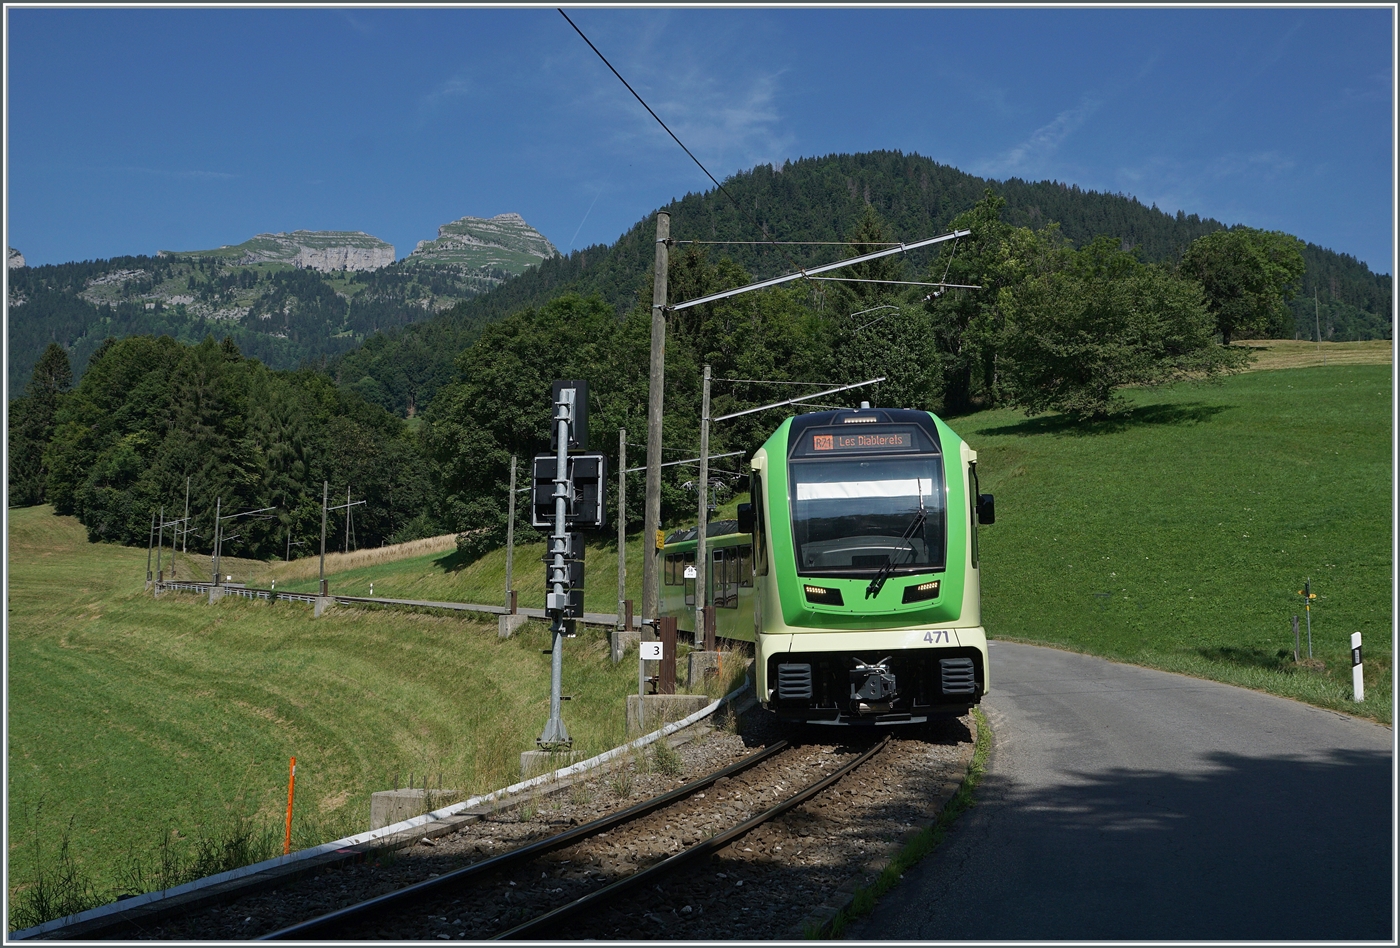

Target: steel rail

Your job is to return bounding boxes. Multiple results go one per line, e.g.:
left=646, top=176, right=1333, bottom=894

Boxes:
left=493, top=734, right=892, bottom=940
left=259, top=740, right=790, bottom=940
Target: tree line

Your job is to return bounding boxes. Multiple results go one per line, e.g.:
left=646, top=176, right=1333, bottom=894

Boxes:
left=9, top=335, right=438, bottom=558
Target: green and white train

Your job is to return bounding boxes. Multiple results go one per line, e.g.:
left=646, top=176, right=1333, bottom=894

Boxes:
left=661, top=405, right=995, bottom=726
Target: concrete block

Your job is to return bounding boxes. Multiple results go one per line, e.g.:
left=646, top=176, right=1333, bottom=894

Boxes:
left=611, top=629, right=639, bottom=662
left=498, top=613, right=530, bottom=639
left=313, top=596, right=333, bottom=618
left=520, top=750, right=571, bottom=780
left=687, top=650, right=722, bottom=686
left=626, top=694, right=710, bottom=735
left=369, top=788, right=456, bottom=830
left=208, top=585, right=224, bottom=604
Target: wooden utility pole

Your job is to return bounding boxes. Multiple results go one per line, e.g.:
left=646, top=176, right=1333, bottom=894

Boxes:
left=319, top=480, right=328, bottom=596
left=212, top=497, right=222, bottom=585
left=617, top=429, right=626, bottom=629
left=178, top=476, right=189, bottom=576
left=695, top=365, right=711, bottom=641
left=1315, top=291, right=1324, bottom=364
left=146, top=511, right=155, bottom=582
left=642, top=211, right=669, bottom=624
left=344, top=484, right=351, bottom=553
left=505, top=455, right=517, bottom=611
left=156, top=506, right=165, bottom=580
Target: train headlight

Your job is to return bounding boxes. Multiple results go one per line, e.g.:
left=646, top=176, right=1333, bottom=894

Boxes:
left=901, top=580, right=941, bottom=604
left=803, top=584, right=845, bottom=606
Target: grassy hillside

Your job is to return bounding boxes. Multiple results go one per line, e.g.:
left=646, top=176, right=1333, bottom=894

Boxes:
left=970, top=363, right=1391, bottom=722
left=5, top=507, right=674, bottom=921
left=253, top=358, right=1390, bottom=722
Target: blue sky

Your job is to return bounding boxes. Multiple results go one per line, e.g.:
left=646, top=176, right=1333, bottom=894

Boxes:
left=5, top=6, right=1395, bottom=273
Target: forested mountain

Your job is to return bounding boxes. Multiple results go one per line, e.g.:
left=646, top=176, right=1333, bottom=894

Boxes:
left=10, top=335, right=439, bottom=552
left=330, top=151, right=1391, bottom=417
left=6, top=216, right=557, bottom=400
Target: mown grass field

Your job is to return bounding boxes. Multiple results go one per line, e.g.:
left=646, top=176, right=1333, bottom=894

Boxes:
left=969, top=362, right=1392, bottom=722
left=1234, top=337, right=1391, bottom=372
left=6, top=507, right=744, bottom=924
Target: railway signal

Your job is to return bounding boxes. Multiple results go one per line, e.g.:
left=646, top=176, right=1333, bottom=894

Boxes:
left=538, top=381, right=607, bottom=750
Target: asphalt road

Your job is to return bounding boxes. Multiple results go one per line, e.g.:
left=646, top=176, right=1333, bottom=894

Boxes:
left=844, top=641, right=1394, bottom=941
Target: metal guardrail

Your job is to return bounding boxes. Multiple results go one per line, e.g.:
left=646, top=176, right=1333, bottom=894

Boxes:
left=152, top=582, right=637, bottom=628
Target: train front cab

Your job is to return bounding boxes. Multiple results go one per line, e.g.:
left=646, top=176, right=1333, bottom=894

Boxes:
left=745, top=408, right=993, bottom=726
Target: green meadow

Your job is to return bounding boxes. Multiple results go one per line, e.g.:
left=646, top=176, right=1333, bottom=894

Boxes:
left=6, top=359, right=1391, bottom=927
left=5, top=507, right=729, bottom=925
left=970, top=363, right=1392, bottom=721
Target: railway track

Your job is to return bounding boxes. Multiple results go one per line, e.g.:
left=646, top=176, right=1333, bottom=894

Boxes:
left=257, top=735, right=888, bottom=940
left=80, top=711, right=973, bottom=941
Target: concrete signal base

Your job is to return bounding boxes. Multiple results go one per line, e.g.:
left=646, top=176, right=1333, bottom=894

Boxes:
left=520, top=749, right=584, bottom=780
left=626, top=694, right=710, bottom=735
left=370, top=788, right=459, bottom=830
left=687, top=650, right=723, bottom=686
left=611, top=629, right=640, bottom=662
left=499, top=614, right=530, bottom=639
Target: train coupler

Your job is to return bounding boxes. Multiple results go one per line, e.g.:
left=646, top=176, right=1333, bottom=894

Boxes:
left=850, top=657, right=897, bottom=706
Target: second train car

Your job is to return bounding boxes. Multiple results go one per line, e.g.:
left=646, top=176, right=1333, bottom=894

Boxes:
left=659, top=404, right=995, bottom=725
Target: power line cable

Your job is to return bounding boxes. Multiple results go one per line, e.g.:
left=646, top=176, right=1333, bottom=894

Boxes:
left=558, top=9, right=801, bottom=274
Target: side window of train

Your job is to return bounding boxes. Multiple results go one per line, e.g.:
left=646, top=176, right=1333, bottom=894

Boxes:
left=752, top=472, right=769, bottom=576
left=713, top=547, right=739, bottom=608
left=738, top=544, right=753, bottom=587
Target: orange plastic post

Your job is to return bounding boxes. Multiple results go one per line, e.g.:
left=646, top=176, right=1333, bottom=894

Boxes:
left=283, top=756, right=297, bottom=855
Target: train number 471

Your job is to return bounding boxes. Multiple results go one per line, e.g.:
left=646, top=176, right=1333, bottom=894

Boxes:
left=924, top=630, right=950, bottom=643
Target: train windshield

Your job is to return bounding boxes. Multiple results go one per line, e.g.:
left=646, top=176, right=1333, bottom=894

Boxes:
left=789, top=455, right=946, bottom=577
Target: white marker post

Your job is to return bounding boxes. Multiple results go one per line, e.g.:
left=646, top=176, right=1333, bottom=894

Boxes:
left=640, top=640, right=664, bottom=731
left=1351, top=632, right=1364, bottom=702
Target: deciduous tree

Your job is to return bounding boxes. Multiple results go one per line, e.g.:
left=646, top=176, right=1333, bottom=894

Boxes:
left=1179, top=227, right=1306, bottom=344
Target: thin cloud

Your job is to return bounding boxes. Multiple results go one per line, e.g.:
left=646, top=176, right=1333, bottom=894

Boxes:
left=555, top=14, right=795, bottom=180
left=117, top=166, right=238, bottom=181
left=976, top=95, right=1101, bottom=178
left=1207, top=150, right=1296, bottom=181
left=412, top=73, right=476, bottom=124
left=652, top=68, right=795, bottom=172
left=340, top=11, right=374, bottom=37
left=1116, top=150, right=1298, bottom=223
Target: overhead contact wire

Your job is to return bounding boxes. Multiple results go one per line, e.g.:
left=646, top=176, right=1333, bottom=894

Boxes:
left=558, top=9, right=802, bottom=274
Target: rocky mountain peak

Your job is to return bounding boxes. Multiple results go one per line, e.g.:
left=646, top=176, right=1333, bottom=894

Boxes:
left=163, top=231, right=395, bottom=272
left=408, top=213, right=557, bottom=273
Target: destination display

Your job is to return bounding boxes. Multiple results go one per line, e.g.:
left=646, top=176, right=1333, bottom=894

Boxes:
left=806, top=427, right=920, bottom=455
